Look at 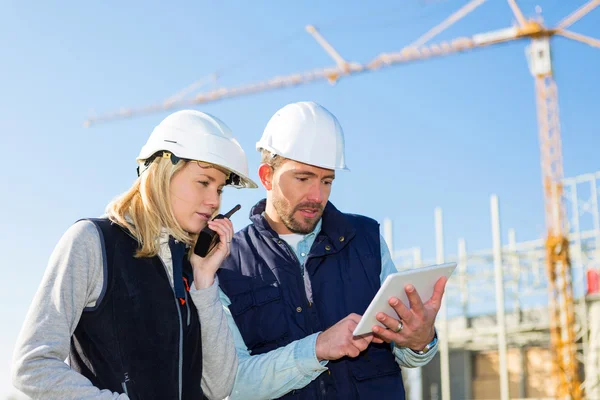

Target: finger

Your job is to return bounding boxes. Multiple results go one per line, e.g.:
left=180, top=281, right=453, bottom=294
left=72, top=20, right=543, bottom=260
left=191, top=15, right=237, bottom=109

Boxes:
left=224, top=217, right=234, bottom=237
left=208, top=240, right=229, bottom=258
left=347, top=347, right=360, bottom=358
left=207, top=226, right=227, bottom=249
left=354, top=335, right=372, bottom=352
left=222, top=219, right=235, bottom=245
left=209, top=218, right=231, bottom=234
left=372, top=325, right=399, bottom=344
left=374, top=332, right=392, bottom=344
left=353, top=333, right=380, bottom=345
left=405, top=285, right=426, bottom=316
left=376, top=312, right=403, bottom=332
left=218, top=218, right=234, bottom=242
left=358, top=333, right=374, bottom=345
left=208, top=221, right=230, bottom=242
left=428, top=276, right=448, bottom=311
left=388, top=297, right=412, bottom=322
left=372, top=327, right=393, bottom=343
left=206, top=223, right=231, bottom=255
left=346, top=319, right=358, bottom=332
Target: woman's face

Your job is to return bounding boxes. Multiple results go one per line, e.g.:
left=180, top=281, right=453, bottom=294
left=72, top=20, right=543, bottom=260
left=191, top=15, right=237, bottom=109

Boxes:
left=170, top=161, right=228, bottom=233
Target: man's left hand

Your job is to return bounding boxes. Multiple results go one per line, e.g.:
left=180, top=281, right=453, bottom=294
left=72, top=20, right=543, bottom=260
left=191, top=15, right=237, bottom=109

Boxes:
left=371, top=276, right=447, bottom=351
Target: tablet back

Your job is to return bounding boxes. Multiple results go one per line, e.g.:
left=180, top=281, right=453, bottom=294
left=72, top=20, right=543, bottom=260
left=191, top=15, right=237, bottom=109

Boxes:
left=353, top=262, right=457, bottom=336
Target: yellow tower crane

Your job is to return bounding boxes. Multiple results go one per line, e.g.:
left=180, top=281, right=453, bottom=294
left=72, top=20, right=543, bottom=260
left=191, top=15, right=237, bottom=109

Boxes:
left=85, top=1, right=600, bottom=398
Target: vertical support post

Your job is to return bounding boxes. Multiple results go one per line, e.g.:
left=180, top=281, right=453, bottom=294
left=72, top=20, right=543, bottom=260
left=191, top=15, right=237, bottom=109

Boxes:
left=570, top=179, right=589, bottom=396
left=436, top=207, right=451, bottom=400
left=519, top=346, right=528, bottom=399
left=508, top=229, right=522, bottom=322
left=491, top=195, right=510, bottom=400
left=591, top=177, right=600, bottom=251
left=587, top=299, right=600, bottom=400
left=458, top=238, right=469, bottom=321
left=383, top=218, right=424, bottom=400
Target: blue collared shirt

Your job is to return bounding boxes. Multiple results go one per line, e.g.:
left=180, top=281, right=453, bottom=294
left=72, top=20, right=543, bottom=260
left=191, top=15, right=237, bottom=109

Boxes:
left=219, top=219, right=438, bottom=400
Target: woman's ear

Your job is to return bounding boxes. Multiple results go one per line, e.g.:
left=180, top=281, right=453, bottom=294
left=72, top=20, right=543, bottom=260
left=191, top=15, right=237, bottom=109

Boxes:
left=258, top=163, right=274, bottom=191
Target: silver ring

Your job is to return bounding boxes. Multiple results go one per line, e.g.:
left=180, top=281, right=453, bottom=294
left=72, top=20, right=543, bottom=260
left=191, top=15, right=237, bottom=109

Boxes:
left=393, top=321, right=403, bottom=333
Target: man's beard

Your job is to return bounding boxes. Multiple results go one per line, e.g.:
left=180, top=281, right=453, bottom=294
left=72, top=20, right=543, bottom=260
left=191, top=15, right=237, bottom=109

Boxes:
left=273, top=196, right=323, bottom=234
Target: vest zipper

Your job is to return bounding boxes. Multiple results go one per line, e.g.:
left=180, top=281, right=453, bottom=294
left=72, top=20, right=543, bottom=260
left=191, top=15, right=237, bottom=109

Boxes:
left=121, top=372, right=132, bottom=397
left=185, top=290, right=191, bottom=326
left=159, top=258, right=184, bottom=400
left=280, top=241, right=315, bottom=333
left=182, top=276, right=191, bottom=326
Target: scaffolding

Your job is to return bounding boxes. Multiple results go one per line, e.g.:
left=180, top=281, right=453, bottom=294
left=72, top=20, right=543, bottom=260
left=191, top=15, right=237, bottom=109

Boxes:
left=383, top=170, right=600, bottom=399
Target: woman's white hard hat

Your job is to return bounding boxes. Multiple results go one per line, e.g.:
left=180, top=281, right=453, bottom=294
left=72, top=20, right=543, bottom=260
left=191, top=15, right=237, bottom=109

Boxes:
left=138, top=110, right=258, bottom=188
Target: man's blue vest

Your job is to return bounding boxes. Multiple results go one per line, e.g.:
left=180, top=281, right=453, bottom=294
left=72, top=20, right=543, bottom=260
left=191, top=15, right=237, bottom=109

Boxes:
left=218, top=200, right=405, bottom=399
left=69, top=218, right=204, bottom=400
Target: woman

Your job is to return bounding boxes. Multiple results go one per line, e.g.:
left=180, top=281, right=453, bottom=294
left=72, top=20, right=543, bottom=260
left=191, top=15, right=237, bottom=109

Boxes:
left=12, top=110, right=257, bottom=399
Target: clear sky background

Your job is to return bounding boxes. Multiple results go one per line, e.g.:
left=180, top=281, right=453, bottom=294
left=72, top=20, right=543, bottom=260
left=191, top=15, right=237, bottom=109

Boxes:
left=1, top=1, right=598, bottom=397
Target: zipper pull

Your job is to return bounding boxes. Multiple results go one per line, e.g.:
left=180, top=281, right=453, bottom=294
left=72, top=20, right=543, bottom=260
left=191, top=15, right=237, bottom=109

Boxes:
left=179, top=277, right=191, bottom=306
left=122, top=372, right=132, bottom=396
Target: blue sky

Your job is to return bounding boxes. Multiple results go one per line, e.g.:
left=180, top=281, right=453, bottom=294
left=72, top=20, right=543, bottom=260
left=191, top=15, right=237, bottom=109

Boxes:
left=1, top=0, right=599, bottom=397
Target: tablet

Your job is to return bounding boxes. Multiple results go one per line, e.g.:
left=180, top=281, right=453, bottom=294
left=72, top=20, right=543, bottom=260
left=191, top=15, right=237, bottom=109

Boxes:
left=352, top=262, right=457, bottom=336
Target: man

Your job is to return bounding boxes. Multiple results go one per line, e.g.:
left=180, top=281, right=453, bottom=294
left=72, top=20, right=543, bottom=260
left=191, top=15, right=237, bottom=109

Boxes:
left=217, top=101, right=447, bottom=399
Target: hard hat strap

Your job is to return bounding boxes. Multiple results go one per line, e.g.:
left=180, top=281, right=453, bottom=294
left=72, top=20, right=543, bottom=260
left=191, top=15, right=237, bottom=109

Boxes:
left=137, top=151, right=181, bottom=176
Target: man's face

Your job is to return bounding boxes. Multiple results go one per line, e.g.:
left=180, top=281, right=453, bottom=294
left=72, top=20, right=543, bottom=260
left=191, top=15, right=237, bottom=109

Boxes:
left=270, top=159, right=335, bottom=234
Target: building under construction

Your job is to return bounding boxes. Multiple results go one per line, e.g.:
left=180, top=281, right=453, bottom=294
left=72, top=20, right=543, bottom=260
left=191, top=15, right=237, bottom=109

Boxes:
left=383, top=170, right=600, bottom=399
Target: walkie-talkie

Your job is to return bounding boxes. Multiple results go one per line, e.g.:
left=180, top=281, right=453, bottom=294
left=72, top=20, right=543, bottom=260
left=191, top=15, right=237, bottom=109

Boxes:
left=194, top=204, right=241, bottom=258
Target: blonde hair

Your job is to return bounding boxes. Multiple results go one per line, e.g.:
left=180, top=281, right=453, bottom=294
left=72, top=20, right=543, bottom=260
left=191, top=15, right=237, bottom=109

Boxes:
left=106, top=156, right=198, bottom=258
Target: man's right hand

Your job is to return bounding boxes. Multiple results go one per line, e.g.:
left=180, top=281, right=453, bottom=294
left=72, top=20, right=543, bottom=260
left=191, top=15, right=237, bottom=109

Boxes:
left=315, top=313, right=383, bottom=361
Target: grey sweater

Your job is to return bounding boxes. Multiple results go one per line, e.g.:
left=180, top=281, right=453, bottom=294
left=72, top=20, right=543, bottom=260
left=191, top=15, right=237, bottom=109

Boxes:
left=12, top=220, right=237, bottom=400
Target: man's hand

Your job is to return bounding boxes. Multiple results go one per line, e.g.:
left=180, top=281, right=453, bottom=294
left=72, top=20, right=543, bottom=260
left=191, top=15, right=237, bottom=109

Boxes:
left=372, top=276, right=447, bottom=351
left=315, top=313, right=384, bottom=361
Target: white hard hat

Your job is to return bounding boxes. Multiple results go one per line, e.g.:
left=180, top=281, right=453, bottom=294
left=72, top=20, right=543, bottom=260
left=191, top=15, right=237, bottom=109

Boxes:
left=256, top=101, right=348, bottom=170
left=137, top=110, right=258, bottom=188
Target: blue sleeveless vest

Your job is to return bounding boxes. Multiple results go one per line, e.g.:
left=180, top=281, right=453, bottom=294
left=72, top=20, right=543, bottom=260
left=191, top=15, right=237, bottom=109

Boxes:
left=218, top=200, right=405, bottom=399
